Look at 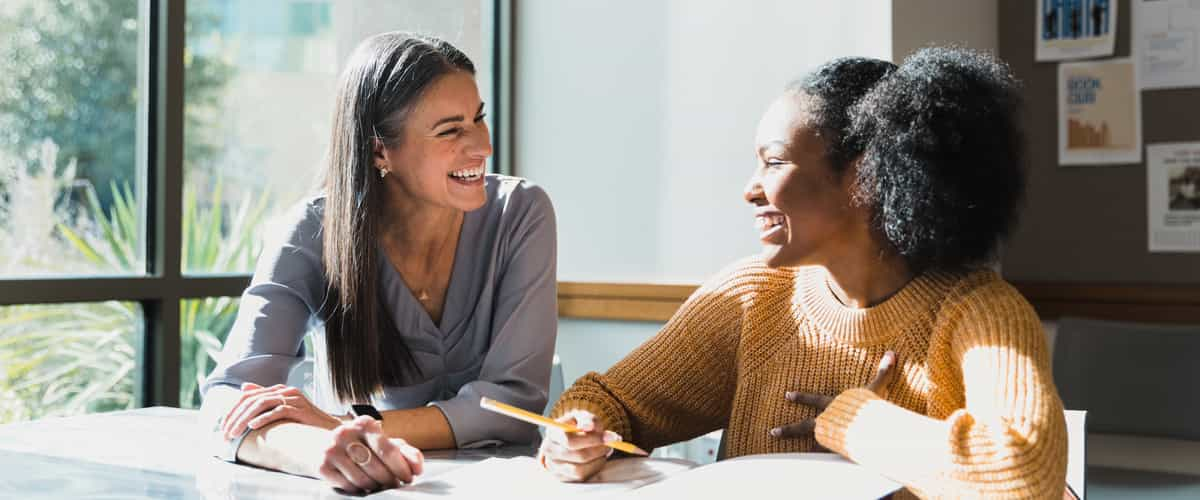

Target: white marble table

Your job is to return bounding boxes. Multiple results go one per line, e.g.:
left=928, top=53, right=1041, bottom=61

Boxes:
left=0, top=407, right=534, bottom=499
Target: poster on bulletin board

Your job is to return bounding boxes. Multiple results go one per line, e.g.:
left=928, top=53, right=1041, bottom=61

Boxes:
left=1147, top=142, right=1200, bottom=252
left=1135, top=0, right=1200, bottom=89
left=1058, top=58, right=1142, bottom=165
left=1037, top=0, right=1117, bottom=61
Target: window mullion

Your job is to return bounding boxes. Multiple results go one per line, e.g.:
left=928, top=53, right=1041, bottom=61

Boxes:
left=144, top=0, right=187, bottom=408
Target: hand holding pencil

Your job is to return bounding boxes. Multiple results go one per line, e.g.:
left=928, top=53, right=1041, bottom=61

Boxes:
left=480, top=397, right=647, bottom=482
left=480, top=397, right=647, bottom=456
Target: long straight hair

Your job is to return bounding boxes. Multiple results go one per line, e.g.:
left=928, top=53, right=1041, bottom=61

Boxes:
left=321, top=32, right=475, bottom=403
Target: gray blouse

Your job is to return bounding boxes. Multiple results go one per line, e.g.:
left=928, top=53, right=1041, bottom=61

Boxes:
left=201, top=175, right=557, bottom=447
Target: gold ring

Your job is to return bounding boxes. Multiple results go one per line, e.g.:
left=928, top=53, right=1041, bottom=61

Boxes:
left=346, top=441, right=372, bottom=467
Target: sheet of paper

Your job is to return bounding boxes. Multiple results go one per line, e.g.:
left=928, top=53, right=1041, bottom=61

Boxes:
left=628, top=453, right=901, bottom=500
left=1037, top=0, right=1117, bottom=61
left=403, top=456, right=696, bottom=498
left=1058, top=58, right=1143, bottom=165
left=1136, top=0, right=1200, bottom=89
left=1147, top=142, right=1200, bottom=252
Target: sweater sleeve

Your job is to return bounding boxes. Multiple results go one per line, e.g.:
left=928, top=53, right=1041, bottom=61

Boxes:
left=814, top=280, right=1068, bottom=499
left=549, top=259, right=761, bottom=450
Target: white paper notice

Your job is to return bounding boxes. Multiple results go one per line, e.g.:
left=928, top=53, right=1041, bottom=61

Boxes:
left=1136, top=0, right=1200, bottom=89
left=1058, top=59, right=1143, bottom=165
left=1038, top=0, right=1118, bottom=61
left=1147, top=143, right=1200, bottom=252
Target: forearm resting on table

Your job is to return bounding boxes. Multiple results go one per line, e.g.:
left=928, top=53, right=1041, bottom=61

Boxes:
left=237, top=406, right=454, bottom=476
left=201, top=385, right=455, bottom=472
left=239, top=421, right=334, bottom=478
left=199, top=386, right=326, bottom=477
left=380, top=406, right=456, bottom=450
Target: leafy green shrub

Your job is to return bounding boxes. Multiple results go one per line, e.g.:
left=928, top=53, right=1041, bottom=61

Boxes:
left=0, top=143, right=271, bottom=421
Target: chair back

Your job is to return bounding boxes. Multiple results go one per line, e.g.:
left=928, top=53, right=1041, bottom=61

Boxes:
left=1064, top=409, right=1087, bottom=499
left=544, top=354, right=564, bottom=417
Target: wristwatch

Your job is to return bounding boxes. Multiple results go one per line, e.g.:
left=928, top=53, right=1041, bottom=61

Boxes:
left=351, top=404, right=384, bottom=421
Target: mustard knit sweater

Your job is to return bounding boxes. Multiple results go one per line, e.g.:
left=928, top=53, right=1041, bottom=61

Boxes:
left=551, top=257, right=1068, bottom=499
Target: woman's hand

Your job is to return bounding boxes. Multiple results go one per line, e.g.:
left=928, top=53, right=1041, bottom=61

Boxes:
left=770, top=351, right=897, bottom=441
left=537, top=410, right=620, bottom=482
left=221, top=382, right=342, bottom=440
left=319, top=416, right=424, bottom=494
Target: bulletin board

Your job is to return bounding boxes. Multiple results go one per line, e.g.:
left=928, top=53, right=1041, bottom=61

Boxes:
left=999, top=0, right=1200, bottom=321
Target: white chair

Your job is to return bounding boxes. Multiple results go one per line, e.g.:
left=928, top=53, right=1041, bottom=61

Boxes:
left=1065, top=409, right=1087, bottom=499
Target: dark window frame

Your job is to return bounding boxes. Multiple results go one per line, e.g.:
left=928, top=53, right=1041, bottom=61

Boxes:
left=0, top=0, right=510, bottom=408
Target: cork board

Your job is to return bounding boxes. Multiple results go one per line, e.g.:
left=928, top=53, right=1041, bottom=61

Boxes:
left=999, top=0, right=1200, bottom=284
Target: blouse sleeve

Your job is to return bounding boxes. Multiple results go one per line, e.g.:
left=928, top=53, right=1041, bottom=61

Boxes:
left=200, top=200, right=326, bottom=408
left=431, top=185, right=558, bottom=447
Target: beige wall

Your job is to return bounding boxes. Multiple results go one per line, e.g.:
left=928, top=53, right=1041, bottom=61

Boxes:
left=892, top=0, right=998, bottom=61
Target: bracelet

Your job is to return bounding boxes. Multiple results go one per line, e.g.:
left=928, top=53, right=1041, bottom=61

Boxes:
left=215, top=417, right=254, bottom=464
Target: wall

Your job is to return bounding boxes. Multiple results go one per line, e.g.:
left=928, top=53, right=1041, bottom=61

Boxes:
left=514, top=0, right=892, bottom=285
left=892, top=0, right=998, bottom=61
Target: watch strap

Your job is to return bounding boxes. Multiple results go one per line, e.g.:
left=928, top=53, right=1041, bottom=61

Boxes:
left=351, top=404, right=384, bottom=421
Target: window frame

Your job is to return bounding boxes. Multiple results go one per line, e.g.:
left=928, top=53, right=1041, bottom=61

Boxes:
left=0, top=0, right=511, bottom=408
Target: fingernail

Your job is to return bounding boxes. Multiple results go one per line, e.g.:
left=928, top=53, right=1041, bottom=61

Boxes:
left=574, top=413, right=594, bottom=431
left=603, top=431, right=620, bottom=443
left=785, top=391, right=796, bottom=400
left=769, top=428, right=782, bottom=437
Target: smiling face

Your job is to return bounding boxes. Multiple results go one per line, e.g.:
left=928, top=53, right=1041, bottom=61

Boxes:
left=376, top=70, right=492, bottom=212
left=744, top=91, right=864, bottom=268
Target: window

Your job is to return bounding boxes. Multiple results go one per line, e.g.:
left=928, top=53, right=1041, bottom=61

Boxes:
left=0, top=302, right=143, bottom=422
left=0, top=0, right=504, bottom=423
left=183, top=0, right=495, bottom=275
left=0, top=0, right=145, bottom=277
left=178, top=296, right=237, bottom=409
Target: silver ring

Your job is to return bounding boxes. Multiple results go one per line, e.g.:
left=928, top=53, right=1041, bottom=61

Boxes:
left=277, top=395, right=286, bottom=407
left=346, top=441, right=372, bottom=467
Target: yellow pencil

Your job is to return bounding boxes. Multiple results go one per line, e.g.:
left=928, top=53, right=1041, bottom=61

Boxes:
left=479, top=397, right=649, bottom=456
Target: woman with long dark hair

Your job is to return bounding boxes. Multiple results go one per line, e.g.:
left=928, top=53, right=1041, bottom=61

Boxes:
left=200, top=32, right=556, bottom=494
left=539, top=48, right=1068, bottom=498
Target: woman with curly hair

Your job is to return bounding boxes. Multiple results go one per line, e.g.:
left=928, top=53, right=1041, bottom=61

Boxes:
left=539, top=47, right=1068, bottom=499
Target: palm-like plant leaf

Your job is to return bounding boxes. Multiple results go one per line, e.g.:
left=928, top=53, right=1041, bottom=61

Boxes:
left=6, top=170, right=274, bottom=421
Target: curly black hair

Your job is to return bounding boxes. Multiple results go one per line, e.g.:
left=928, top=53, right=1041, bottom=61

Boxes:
left=792, top=47, right=1025, bottom=273
left=788, top=57, right=897, bottom=171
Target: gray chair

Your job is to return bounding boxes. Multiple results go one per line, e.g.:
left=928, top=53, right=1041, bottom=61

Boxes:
left=544, top=354, right=564, bottom=417
left=1053, top=316, right=1200, bottom=500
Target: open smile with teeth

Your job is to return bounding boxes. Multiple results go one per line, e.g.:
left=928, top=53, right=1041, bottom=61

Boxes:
left=755, top=213, right=787, bottom=243
left=449, top=166, right=484, bottom=183
left=756, top=214, right=785, bottom=232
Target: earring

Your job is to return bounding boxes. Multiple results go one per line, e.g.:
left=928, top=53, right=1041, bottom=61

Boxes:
left=379, top=168, right=389, bottom=179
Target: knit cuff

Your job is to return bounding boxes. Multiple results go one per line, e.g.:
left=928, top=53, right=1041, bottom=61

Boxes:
left=550, top=396, right=632, bottom=442
left=815, top=387, right=880, bottom=456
